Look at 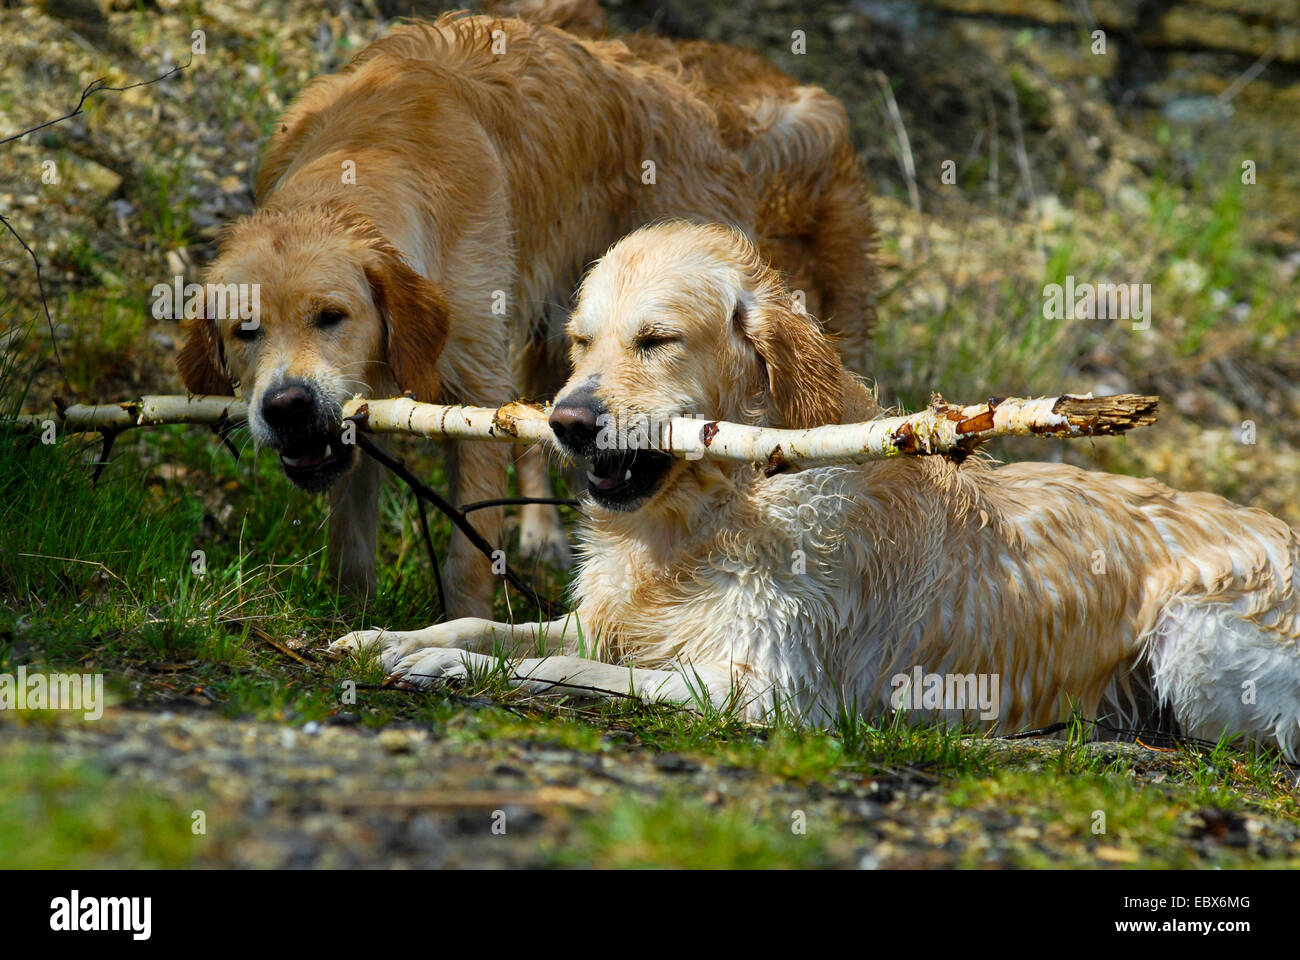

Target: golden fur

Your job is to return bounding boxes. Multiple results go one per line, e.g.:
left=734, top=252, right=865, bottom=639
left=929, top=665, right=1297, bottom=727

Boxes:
left=178, top=11, right=876, bottom=616
left=334, top=222, right=1300, bottom=759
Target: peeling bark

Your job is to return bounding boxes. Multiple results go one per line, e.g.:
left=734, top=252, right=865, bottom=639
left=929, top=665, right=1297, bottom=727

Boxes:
left=345, top=393, right=1158, bottom=471
left=9, top=395, right=249, bottom=434
left=7, top=392, right=1160, bottom=473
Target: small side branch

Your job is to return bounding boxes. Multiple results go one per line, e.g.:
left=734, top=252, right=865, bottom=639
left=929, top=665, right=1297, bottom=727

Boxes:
left=0, top=58, right=192, bottom=147
left=2, top=57, right=193, bottom=396
left=350, top=433, right=565, bottom=619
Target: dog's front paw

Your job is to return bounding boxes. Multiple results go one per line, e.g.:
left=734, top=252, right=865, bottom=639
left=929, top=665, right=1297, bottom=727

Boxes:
left=389, top=648, right=485, bottom=689
left=328, top=628, right=425, bottom=673
left=328, top=629, right=388, bottom=659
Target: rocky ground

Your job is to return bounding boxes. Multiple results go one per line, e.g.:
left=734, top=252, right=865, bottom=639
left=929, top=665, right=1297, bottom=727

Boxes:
left=6, top=706, right=1299, bottom=868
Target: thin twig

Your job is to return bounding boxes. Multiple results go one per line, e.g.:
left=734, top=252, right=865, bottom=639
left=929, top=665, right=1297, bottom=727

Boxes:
left=16, top=552, right=139, bottom=606
left=351, top=432, right=566, bottom=618
left=1217, top=39, right=1280, bottom=106
left=226, top=619, right=315, bottom=667
left=874, top=70, right=927, bottom=259
left=0, top=213, right=69, bottom=395
left=1000, top=722, right=1070, bottom=740
left=1004, top=81, right=1044, bottom=257
left=0, top=58, right=192, bottom=146
left=90, top=427, right=117, bottom=485
left=500, top=672, right=642, bottom=702
left=412, top=491, right=447, bottom=620
left=396, top=667, right=641, bottom=703
left=461, top=495, right=581, bottom=514
left=1, top=57, right=193, bottom=396
left=1000, top=716, right=1299, bottom=767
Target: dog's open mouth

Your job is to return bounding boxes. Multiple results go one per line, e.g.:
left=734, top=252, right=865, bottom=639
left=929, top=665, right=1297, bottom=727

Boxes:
left=585, top=448, right=673, bottom=509
left=277, top=435, right=353, bottom=491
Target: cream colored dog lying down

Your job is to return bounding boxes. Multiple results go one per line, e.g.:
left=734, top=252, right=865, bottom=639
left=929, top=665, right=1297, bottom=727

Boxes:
left=332, top=222, right=1300, bottom=758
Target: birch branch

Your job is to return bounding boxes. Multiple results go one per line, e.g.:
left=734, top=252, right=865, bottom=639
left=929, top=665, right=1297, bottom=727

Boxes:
left=340, top=392, right=1158, bottom=473
left=7, top=393, right=1159, bottom=472
left=8, top=395, right=249, bottom=435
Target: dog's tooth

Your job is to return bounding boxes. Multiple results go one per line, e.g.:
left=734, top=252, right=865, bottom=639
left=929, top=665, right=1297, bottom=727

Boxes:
left=624, top=469, right=632, bottom=481
left=324, top=445, right=333, bottom=458
left=281, top=454, right=300, bottom=467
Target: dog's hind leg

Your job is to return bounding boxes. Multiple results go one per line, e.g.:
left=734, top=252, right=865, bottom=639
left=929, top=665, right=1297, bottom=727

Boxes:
left=1147, top=600, right=1300, bottom=760
left=516, top=442, right=573, bottom=568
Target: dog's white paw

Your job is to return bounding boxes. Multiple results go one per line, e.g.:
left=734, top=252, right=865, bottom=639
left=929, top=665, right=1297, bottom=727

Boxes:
left=329, top=628, right=425, bottom=673
left=329, top=629, right=388, bottom=658
left=390, top=647, right=485, bottom=689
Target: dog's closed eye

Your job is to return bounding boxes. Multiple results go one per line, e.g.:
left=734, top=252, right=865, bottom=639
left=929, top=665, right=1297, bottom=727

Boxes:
left=634, top=332, right=680, bottom=354
left=315, top=307, right=348, bottom=329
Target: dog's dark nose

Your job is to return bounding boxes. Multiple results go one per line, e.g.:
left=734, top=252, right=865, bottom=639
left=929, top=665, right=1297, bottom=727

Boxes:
left=550, top=397, right=600, bottom=448
left=262, top=382, right=315, bottom=429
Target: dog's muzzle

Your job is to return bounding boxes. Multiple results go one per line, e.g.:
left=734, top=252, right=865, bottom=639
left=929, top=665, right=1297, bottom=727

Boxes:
left=261, top=379, right=355, bottom=491
left=549, top=388, right=673, bottom=511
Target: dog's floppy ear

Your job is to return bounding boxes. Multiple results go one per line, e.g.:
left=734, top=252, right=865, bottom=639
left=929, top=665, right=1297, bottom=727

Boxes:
left=177, top=316, right=233, bottom=396
left=364, top=244, right=450, bottom=403
left=736, top=292, right=844, bottom=429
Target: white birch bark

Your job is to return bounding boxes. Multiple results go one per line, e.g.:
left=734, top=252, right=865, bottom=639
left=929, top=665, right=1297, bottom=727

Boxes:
left=8, top=392, right=1158, bottom=472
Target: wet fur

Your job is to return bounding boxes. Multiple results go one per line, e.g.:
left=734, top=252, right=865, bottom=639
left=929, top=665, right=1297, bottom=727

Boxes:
left=179, top=11, right=876, bottom=616
left=334, top=222, right=1300, bottom=760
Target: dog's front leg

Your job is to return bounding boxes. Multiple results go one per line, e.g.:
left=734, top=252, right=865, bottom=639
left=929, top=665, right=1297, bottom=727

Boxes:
left=330, top=614, right=581, bottom=671
left=442, top=438, right=510, bottom=619
left=327, top=453, right=383, bottom=598
left=507, top=656, right=739, bottom=712
left=330, top=619, right=739, bottom=712
left=388, top=650, right=740, bottom=713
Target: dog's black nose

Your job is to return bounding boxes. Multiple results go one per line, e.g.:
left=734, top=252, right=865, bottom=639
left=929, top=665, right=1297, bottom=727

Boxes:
left=550, top=396, right=600, bottom=448
left=262, top=382, right=315, bottom=428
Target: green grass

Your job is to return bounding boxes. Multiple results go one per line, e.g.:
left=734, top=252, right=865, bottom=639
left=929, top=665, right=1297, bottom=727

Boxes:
left=875, top=168, right=1297, bottom=414
left=945, top=769, right=1195, bottom=868
left=0, top=738, right=202, bottom=868
left=553, top=792, right=833, bottom=868
left=136, top=155, right=198, bottom=250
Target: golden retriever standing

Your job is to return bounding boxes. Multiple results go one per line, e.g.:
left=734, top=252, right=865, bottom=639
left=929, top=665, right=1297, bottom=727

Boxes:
left=333, top=222, right=1300, bottom=760
left=178, top=12, right=875, bottom=617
